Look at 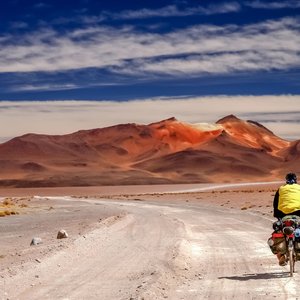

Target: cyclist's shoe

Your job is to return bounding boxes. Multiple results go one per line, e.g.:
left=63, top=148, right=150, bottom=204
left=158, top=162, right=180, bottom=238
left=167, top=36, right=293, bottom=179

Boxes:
left=278, top=254, right=287, bottom=266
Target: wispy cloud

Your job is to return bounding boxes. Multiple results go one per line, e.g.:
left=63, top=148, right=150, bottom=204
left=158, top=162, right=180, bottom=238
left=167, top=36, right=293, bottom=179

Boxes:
left=114, top=50, right=300, bottom=76
left=0, top=17, right=299, bottom=80
left=49, top=3, right=240, bottom=26
left=10, top=21, right=28, bottom=29
left=1, top=95, right=300, bottom=142
left=106, top=2, right=241, bottom=20
left=7, top=82, right=125, bottom=92
left=33, top=2, right=51, bottom=9
left=246, top=0, right=300, bottom=9
left=12, top=83, right=78, bottom=92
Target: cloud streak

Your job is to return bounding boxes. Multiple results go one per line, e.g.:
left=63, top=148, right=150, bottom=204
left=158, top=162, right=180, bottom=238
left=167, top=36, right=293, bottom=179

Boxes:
left=12, top=83, right=78, bottom=92
left=47, top=3, right=241, bottom=26
left=0, top=17, right=299, bottom=84
left=106, top=2, right=241, bottom=20
left=39, top=1, right=298, bottom=26
left=246, top=0, right=300, bottom=9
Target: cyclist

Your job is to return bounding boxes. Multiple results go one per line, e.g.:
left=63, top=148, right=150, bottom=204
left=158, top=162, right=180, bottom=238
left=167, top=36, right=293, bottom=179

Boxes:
left=272, top=173, right=300, bottom=266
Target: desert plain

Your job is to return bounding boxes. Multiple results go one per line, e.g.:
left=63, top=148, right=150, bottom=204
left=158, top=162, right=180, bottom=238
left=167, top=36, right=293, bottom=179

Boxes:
left=1, top=181, right=299, bottom=300
left=1, top=116, right=300, bottom=299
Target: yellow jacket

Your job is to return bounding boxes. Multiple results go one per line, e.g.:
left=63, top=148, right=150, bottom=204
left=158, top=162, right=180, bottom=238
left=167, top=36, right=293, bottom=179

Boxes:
left=278, top=184, right=300, bottom=214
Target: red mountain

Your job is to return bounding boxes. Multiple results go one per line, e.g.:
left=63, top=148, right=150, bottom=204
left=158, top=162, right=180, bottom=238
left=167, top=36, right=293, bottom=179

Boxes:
left=0, top=115, right=297, bottom=187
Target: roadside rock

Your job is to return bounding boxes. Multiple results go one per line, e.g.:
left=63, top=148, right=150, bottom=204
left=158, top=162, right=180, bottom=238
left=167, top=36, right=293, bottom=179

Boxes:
left=30, top=237, right=42, bottom=246
left=57, top=229, right=68, bottom=239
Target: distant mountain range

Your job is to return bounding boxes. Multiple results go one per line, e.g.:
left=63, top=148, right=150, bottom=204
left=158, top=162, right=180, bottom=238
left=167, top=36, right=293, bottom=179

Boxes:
left=0, top=115, right=298, bottom=187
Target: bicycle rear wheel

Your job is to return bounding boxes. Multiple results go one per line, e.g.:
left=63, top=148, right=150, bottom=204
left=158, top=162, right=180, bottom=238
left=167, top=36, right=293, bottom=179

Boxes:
left=288, top=240, right=295, bottom=277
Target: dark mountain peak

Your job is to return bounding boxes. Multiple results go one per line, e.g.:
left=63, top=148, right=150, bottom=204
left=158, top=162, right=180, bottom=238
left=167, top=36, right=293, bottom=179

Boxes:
left=216, top=115, right=279, bottom=138
left=216, top=114, right=241, bottom=124
left=149, top=117, right=178, bottom=126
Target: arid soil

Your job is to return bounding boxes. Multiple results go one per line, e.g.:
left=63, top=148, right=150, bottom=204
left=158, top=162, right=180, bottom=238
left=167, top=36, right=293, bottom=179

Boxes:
left=1, top=182, right=298, bottom=300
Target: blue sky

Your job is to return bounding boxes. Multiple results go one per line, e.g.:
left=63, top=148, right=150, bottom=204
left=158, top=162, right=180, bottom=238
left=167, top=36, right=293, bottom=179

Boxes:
left=0, top=0, right=300, bottom=100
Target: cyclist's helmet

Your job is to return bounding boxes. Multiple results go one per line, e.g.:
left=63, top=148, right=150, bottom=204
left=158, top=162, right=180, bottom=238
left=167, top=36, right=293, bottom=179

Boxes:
left=286, top=173, right=297, bottom=184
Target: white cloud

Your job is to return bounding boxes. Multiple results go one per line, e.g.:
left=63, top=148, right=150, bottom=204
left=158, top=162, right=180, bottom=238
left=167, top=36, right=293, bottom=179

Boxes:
left=50, top=3, right=240, bottom=26
left=1, top=95, right=300, bottom=142
left=8, top=82, right=125, bottom=92
left=0, top=17, right=299, bottom=78
left=246, top=0, right=300, bottom=9
left=12, top=83, right=78, bottom=92
left=108, top=3, right=241, bottom=20
left=121, top=51, right=300, bottom=75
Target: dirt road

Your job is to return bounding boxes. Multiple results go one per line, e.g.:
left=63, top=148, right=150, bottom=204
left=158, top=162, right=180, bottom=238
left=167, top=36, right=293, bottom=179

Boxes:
left=2, top=197, right=298, bottom=300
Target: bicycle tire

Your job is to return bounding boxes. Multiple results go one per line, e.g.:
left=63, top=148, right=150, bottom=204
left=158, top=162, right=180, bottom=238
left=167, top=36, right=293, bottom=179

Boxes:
left=289, top=240, right=294, bottom=277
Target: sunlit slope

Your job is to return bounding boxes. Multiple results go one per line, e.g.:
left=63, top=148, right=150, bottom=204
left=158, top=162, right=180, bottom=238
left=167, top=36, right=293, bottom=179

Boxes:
left=0, top=115, right=297, bottom=187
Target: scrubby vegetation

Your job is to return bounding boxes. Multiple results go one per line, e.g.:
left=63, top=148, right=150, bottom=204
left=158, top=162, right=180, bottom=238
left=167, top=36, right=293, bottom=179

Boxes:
left=0, top=197, right=28, bottom=217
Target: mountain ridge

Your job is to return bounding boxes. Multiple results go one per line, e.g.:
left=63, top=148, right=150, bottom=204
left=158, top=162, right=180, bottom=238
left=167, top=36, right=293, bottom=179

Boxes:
left=0, top=115, right=298, bottom=187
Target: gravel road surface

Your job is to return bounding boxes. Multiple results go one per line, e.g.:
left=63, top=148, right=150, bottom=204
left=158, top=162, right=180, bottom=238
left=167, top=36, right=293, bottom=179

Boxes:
left=2, top=197, right=298, bottom=300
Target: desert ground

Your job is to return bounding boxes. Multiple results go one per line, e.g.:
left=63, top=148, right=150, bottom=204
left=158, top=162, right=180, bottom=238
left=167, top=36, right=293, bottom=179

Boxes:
left=1, top=182, right=299, bottom=299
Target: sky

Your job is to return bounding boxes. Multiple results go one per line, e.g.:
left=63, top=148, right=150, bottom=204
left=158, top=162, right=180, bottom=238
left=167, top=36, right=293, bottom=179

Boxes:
left=0, top=0, right=300, bottom=141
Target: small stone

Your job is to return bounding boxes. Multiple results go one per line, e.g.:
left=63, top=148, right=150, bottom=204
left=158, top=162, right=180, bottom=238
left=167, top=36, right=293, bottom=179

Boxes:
left=30, top=237, right=42, bottom=246
left=57, top=229, right=68, bottom=239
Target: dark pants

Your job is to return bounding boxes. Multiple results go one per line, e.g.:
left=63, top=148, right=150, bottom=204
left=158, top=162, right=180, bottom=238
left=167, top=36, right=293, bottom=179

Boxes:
left=276, top=210, right=300, bottom=219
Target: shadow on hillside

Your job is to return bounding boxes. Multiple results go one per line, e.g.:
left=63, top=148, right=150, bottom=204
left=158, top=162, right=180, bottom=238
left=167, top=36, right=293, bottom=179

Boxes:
left=219, top=271, right=291, bottom=281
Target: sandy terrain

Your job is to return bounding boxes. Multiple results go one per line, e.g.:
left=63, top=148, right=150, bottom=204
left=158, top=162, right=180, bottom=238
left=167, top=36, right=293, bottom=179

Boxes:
left=1, top=182, right=298, bottom=299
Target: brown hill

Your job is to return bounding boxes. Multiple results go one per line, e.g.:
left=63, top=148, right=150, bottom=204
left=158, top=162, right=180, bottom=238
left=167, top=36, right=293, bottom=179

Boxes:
left=216, top=115, right=289, bottom=154
left=0, top=115, right=298, bottom=187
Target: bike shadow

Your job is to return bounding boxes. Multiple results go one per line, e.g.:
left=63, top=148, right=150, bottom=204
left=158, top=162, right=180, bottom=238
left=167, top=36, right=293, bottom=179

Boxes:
left=219, top=271, right=291, bottom=281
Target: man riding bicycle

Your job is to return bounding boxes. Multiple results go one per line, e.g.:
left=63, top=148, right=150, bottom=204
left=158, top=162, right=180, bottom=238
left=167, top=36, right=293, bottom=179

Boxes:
left=270, top=173, right=300, bottom=266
